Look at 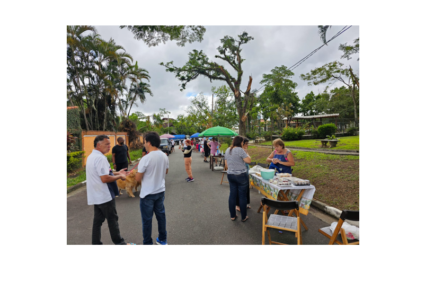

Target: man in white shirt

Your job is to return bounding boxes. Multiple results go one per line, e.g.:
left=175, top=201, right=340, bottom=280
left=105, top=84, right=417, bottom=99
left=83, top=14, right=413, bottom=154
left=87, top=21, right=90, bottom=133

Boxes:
left=86, top=135, right=135, bottom=245
left=136, top=132, right=169, bottom=245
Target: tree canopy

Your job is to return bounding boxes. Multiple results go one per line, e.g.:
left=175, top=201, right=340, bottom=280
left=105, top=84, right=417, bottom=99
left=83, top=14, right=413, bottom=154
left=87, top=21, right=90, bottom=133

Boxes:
left=160, top=32, right=255, bottom=136
left=120, top=25, right=206, bottom=47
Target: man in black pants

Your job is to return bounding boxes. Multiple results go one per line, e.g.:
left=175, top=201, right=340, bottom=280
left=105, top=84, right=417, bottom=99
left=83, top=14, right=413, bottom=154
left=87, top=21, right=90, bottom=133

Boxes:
left=86, top=135, right=135, bottom=245
left=112, top=137, right=131, bottom=171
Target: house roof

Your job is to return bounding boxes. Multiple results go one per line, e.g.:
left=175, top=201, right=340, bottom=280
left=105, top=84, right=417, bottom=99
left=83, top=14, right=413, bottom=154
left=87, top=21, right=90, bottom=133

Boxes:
left=283, top=113, right=339, bottom=120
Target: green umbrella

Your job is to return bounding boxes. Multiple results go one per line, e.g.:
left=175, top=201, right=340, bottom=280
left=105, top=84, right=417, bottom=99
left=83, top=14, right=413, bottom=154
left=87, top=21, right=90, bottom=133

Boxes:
left=198, top=126, right=238, bottom=137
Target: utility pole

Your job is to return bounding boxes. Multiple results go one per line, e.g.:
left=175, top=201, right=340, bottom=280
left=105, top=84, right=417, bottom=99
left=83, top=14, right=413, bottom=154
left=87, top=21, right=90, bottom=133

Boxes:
left=168, top=114, right=169, bottom=134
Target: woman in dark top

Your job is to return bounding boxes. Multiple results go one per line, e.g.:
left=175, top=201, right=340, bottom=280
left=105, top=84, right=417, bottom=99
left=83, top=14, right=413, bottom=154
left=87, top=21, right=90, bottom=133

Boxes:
left=182, top=139, right=194, bottom=182
left=236, top=137, right=251, bottom=212
left=203, top=138, right=211, bottom=163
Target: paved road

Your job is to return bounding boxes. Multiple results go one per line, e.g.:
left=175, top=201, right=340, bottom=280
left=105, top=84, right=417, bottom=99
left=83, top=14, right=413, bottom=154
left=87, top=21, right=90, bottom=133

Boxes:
left=67, top=149, right=335, bottom=245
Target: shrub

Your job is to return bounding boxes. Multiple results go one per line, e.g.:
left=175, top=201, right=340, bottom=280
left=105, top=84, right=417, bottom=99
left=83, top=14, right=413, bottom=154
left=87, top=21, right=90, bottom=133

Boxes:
left=311, top=128, right=320, bottom=139
left=317, top=123, right=337, bottom=139
left=221, top=137, right=233, bottom=146
left=262, top=131, right=272, bottom=141
left=67, top=151, right=84, bottom=172
left=346, top=127, right=359, bottom=136
left=245, top=132, right=257, bottom=140
left=281, top=127, right=305, bottom=141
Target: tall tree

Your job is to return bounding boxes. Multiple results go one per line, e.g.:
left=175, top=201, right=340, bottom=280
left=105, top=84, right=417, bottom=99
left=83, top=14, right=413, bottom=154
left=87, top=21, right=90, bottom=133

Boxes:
left=120, top=25, right=206, bottom=47
left=260, top=65, right=300, bottom=129
left=211, top=86, right=239, bottom=129
left=300, top=91, right=316, bottom=116
left=300, top=61, right=359, bottom=120
left=161, top=32, right=255, bottom=136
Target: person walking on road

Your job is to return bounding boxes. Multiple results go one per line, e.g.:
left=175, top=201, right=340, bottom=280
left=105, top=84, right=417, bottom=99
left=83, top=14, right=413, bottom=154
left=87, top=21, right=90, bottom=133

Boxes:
left=171, top=139, right=175, bottom=153
left=224, top=136, right=251, bottom=222
left=135, top=131, right=169, bottom=245
left=112, top=137, right=131, bottom=172
left=203, top=138, right=211, bottom=163
left=86, top=135, right=135, bottom=245
left=182, top=139, right=194, bottom=182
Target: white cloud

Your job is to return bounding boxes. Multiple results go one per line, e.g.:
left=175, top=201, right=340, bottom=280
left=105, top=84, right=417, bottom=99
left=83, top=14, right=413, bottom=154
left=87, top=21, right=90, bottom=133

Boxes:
left=94, top=25, right=359, bottom=119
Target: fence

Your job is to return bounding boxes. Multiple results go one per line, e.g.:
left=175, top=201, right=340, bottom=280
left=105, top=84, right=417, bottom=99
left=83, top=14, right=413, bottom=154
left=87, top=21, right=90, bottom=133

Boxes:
left=81, top=131, right=129, bottom=167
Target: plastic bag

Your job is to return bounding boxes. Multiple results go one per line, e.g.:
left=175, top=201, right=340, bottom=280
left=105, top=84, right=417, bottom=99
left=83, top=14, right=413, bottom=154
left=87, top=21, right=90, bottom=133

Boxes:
left=330, top=222, right=359, bottom=240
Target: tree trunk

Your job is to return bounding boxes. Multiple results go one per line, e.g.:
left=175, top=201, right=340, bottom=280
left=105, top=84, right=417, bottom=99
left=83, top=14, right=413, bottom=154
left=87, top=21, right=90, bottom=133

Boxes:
left=270, top=116, right=274, bottom=133
left=238, top=119, right=247, bottom=137
left=103, top=96, right=107, bottom=131
left=79, top=100, right=90, bottom=131
left=350, top=86, right=358, bottom=121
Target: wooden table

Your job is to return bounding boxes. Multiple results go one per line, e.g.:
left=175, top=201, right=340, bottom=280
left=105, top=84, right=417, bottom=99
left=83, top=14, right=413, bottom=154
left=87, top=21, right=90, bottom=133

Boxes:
left=210, top=154, right=225, bottom=171
left=249, top=174, right=316, bottom=230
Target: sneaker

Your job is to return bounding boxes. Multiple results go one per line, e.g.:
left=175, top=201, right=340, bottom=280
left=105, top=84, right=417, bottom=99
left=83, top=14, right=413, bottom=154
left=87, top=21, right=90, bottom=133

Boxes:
left=187, top=178, right=194, bottom=182
left=185, top=177, right=190, bottom=181
left=156, top=237, right=168, bottom=245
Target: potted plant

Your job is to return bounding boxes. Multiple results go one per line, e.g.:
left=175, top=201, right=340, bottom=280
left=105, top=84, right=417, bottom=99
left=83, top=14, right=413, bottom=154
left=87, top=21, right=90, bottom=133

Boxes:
left=326, top=135, right=340, bottom=148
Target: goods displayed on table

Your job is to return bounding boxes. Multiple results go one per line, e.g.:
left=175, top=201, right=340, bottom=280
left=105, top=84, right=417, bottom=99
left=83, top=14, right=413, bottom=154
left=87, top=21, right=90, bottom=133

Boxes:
left=285, top=177, right=310, bottom=186
left=276, top=173, right=292, bottom=178
left=269, top=176, right=292, bottom=187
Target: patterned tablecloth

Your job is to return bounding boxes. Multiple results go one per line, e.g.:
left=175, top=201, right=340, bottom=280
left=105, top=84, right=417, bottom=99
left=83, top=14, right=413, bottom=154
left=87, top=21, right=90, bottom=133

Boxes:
left=250, top=174, right=316, bottom=215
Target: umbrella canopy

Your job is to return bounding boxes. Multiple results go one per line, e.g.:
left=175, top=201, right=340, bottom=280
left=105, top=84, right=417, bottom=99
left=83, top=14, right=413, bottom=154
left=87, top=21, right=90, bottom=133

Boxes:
left=190, top=133, right=200, bottom=138
left=160, top=134, right=175, bottom=139
left=198, top=126, right=238, bottom=137
left=170, top=134, right=186, bottom=140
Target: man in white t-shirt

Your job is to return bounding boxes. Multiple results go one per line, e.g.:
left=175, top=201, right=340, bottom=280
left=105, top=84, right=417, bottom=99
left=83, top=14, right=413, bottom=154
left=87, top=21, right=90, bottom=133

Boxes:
left=86, top=135, right=135, bottom=245
left=136, top=131, right=169, bottom=245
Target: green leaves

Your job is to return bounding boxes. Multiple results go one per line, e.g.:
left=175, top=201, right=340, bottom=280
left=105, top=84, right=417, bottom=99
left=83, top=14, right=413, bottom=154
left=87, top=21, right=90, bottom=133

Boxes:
left=120, top=25, right=206, bottom=47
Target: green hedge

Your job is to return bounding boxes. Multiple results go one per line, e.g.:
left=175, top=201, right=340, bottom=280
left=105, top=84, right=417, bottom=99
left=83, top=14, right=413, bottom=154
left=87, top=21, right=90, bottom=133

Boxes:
left=262, top=131, right=272, bottom=141
left=67, top=151, right=84, bottom=172
left=246, top=132, right=257, bottom=140
left=346, top=127, right=358, bottom=136
left=317, top=123, right=337, bottom=139
left=281, top=128, right=305, bottom=141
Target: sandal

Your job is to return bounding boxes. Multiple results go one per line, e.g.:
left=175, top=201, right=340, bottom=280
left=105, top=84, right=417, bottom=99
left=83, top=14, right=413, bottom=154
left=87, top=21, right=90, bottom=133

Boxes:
left=231, top=215, right=238, bottom=221
left=241, top=216, right=249, bottom=222
left=247, top=205, right=251, bottom=209
left=236, top=206, right=240, bottom=212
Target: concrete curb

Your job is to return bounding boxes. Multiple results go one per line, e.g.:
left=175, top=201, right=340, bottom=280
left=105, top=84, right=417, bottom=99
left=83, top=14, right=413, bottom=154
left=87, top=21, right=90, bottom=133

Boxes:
left=67, top=181, right=86, bottom=194
left=311, top=199, right=342, bottom=219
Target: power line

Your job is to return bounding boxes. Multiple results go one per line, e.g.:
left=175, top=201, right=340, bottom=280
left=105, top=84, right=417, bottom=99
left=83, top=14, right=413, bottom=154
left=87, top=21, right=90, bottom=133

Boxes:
left=251, top=26, right=352, bottom=95
left=288, top=25, right=352, bottom=71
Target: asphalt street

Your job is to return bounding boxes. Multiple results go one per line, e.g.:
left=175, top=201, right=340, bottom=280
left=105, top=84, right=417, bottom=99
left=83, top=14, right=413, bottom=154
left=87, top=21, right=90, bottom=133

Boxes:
left=67, top=148, right=335, bottom=245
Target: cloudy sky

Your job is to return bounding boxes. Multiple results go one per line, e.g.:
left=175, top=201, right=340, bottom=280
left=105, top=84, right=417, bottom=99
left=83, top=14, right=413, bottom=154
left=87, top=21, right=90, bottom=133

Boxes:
left=94, top=25, right=359, bottom=119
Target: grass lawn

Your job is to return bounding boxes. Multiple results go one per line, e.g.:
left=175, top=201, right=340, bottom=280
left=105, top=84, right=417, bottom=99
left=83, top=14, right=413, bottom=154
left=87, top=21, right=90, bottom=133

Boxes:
left=67, top=149, right=145, bottom=188
left=260, top=136, right=359, bottom=151
left=247, top=146, right=359, bottom=211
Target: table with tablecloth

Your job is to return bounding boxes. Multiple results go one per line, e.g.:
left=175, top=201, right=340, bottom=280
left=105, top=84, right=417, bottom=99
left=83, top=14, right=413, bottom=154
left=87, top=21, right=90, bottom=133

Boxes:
left=249, top=174, right=316, bottom=216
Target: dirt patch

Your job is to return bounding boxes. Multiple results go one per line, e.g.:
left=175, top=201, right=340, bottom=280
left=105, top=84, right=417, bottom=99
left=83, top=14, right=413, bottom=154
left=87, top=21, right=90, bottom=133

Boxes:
left=247, top=147, right=359, bottom=211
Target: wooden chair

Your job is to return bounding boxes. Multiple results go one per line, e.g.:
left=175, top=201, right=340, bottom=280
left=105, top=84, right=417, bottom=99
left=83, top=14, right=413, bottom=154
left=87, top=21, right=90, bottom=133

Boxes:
left=220, top=164, right=228, bottom=185
left=261, top=198, right=302, bottom=245
left=318, top=210, right=359, bottom=245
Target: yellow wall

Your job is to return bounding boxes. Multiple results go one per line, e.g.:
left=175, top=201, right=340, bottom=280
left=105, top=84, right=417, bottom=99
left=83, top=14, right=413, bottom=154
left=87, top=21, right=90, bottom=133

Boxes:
left=82, top=132, right=128, bottom=166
